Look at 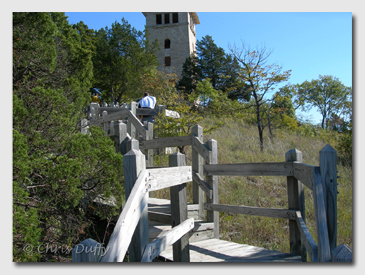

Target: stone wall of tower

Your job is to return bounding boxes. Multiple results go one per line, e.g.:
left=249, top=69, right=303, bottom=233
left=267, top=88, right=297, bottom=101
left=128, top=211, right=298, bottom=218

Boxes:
left=143, top=12, right=198, bottom=79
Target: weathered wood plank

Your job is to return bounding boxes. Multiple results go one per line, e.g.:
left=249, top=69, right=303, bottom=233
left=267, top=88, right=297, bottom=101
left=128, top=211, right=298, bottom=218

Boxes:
left=123, top=149, right=148, bottom=262
left=205, top=139, right=219, bottom=239
left=159, top=239, right=302, bottom=262
left=192, top=172, right=213, bottom=200
left=204, top=203, right=296, bottom=220
left=98, top=107, right=159, bottom=117
left=144, top=121, right=154, bottom=167
left=203, top=162, right=293, bottom=176
left=148, top=211, right=172, bottom=224
left=312, top=167, right=331, bottom=262
left=140, top=135, right=192, bottom=150
left=292, top=162, right=315, bottom=190
left=127, top=108, right=146, bottom=139
left=286, top=149, right=306, bottom=261
left=97, top=106, right=119, bottom=113
left=192, top=136, right=212, bottom=163
left=320, top=145, right=338, bottom=253
left=100, top=169, right=149, bottom=262
left=127, top=102, right=137, bottom=139
left=295, top=211, right=318, bottom=262
left=136, top=108, right=159, bottom=116
left=89, top=108, right=130, bottom=126
left=169, top=152, right=190, bottom=262
left=192, top=125, right=204, bottom=220
left=141, top=218, right=195, bottom=262
left=331, top=244, right=352, bottom=262
left=147, top=166, right=192, bottom=192
left=72, top=238, right=104, bottom=262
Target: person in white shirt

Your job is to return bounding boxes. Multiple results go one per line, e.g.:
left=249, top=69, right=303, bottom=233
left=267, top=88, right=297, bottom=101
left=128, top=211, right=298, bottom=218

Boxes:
left=138, top=92, right=156, bottom=109
left=138, top=92, right=156, bottom=123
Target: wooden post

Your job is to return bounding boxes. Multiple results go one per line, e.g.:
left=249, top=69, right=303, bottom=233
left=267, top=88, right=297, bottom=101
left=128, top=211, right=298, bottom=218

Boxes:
left=144, top=121, right=154, bottom=168
left=169, top=152, right=190, bottom=262
left=81, top=119, right=88, bottom=135
left=157, top=105, right=166, bottom=153
left=114, top=121, right=128, bottom=154
left=90, top=102, right=99, bottom=120
left=109, top=120, right=114, bottom=136
left=127, top=138, right=139, bottom=152
left=205, top=139, right=219, bottom=239
left=72, top=238, right=103, bottom=262
left=123, top=146, right=148, bottom=262
left=102, top=110, right=108, bottom=133
left=127, top=102, right=137, bottom=139
left=320, top=144, right=337, bottom=252
left=331, top=244, right=352, bottom=262
left=192, top=125, right=204, bottom=220
left=285, top=149, right=306, bottom=261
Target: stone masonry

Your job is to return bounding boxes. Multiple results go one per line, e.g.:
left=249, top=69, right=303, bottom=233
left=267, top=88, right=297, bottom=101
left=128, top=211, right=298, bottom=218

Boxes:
left=142, top=12, right=200, bottom=79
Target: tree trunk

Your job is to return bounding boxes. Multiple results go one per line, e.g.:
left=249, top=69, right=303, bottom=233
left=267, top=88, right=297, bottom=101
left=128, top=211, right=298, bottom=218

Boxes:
left=255, top=101, right=264, bottom=152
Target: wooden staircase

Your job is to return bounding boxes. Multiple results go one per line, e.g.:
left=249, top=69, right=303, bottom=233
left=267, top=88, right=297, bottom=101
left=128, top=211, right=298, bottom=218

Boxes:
left=147, top=197, right=302, bottom=262
left=148, top=198, right=214, bottom=244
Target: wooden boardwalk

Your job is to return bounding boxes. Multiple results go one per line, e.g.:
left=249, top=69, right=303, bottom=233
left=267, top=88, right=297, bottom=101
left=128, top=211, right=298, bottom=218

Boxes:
left=74, top=106, right=351, bottom=263
left=157, top=239, right=301, bottom=262
left=148, top=198, right=301, bottom=262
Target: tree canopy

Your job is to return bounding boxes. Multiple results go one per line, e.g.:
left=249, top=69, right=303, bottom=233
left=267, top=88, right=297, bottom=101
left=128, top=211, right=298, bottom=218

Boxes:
left=229, top=42, right=292, bottom=151
left=13, top=12, right=124, bottom=262
left=92, top=18, right=159, bottom=103
left=294, top=75, right=352, bottom=129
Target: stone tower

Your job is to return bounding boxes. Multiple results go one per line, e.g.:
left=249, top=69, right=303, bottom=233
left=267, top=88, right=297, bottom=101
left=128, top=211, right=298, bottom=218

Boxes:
left=142, top=12, right=200, bottom=79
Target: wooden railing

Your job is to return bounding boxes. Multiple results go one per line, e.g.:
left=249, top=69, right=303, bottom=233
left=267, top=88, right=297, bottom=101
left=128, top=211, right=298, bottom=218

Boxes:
left=73, top=140, right=195, bottom=262
left=74, top=102, right=351, bottom=262
left=203, top=146, right=351, bottom=262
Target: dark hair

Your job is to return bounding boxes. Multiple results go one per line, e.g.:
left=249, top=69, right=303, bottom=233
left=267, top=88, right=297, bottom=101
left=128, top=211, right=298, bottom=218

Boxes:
left=144, top=92, right=149, bottom=97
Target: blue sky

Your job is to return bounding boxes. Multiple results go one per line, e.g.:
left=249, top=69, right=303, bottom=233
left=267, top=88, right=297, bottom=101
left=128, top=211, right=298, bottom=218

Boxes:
left=65, top=11, right=352, bottom=124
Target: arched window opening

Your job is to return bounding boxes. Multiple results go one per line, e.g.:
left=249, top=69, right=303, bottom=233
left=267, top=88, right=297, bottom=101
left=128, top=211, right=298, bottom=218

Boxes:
left=165, top=39, right=171, bottom=49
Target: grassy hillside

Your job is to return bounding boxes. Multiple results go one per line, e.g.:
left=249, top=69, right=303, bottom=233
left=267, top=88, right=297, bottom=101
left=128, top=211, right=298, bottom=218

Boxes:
left=153, top=116, right=352, bottom=256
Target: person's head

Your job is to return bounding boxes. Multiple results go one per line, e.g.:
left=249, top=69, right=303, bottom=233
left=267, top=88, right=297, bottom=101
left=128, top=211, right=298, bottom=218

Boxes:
left=144, top=92, right=149, bottom=97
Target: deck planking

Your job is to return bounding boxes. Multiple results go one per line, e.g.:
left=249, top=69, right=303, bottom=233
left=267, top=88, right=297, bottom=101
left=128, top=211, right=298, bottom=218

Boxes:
left=158, top=239, right=302, bottom=262
left=148, top=198, right=302, bottom=262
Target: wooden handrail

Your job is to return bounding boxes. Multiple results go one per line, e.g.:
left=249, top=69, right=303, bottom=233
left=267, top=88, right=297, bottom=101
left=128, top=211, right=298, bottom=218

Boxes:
left=140, top=135, right=192, bottom=149
left=89, top=108, right=130, bottom=126
left=141, top=218, right=195, bottom=262
left=292, top=162, right=316, bottom=190
left=204, top=203, right=297, bottom=220
left=295, top=211, right=318, bottom=262
left=147, top=166, right=192, bottom=191
left=192, top=136, right=212, bottom=163
left=100, top=169, right=149, bottom=262
left=192, top=172, right=213, bottom=199
left=203, top=162, right=293, bottom=177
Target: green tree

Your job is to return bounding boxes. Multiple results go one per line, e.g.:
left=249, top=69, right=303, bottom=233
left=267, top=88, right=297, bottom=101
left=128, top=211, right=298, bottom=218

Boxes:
left=229, top=42, right=291, bottom=151
left=92, top=18, right=158, bottom=103
left=264, top=93, right=298, bottom=139
left=176, top=53, right=201, bottom=95
left=197, top=35, right=226, bottom=90
left=13, top=12, right=124, bottom=262
left=295, top=75, right=352, bottom=129
left=178, top=35, right=250, bottom=103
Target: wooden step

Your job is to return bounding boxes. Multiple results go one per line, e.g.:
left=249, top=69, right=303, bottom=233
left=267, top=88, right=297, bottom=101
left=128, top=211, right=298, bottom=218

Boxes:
left=148, top=220, right=214, bottom=243
left=148, top=197, right=201, bottom=223
left=157, top=238, right=302, bottom=262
